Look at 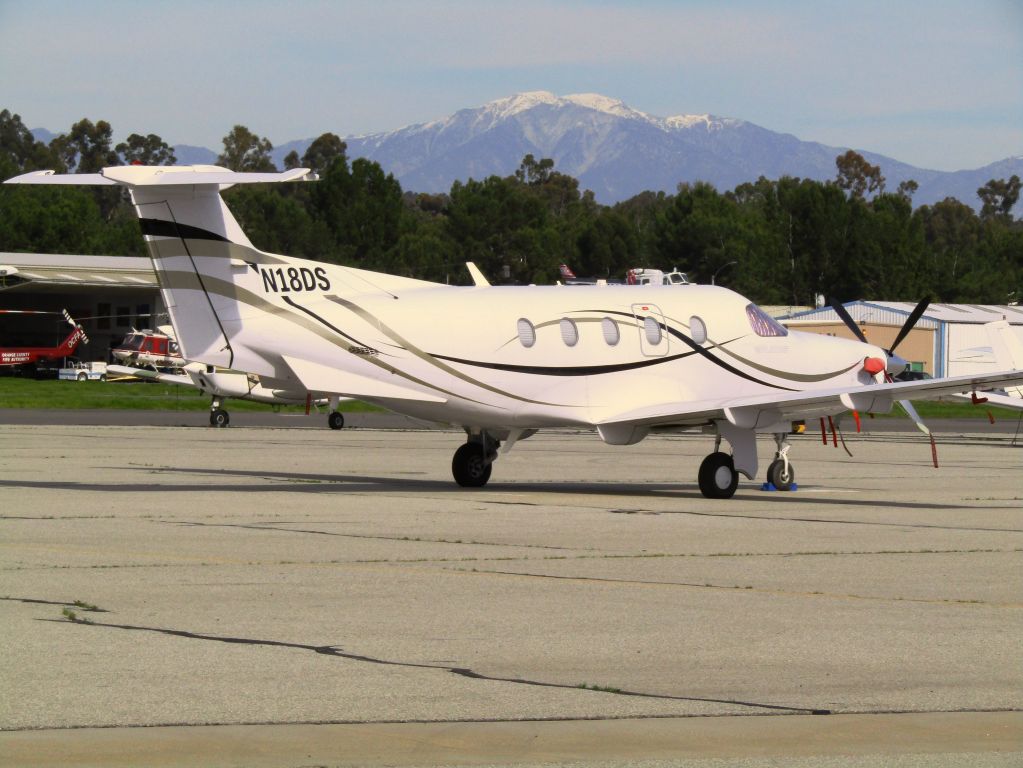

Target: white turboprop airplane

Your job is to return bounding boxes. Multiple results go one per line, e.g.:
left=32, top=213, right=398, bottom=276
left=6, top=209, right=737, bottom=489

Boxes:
left=8, top=165, right=1023, bottom=498
left=949, top=320, right=1023, bottom=413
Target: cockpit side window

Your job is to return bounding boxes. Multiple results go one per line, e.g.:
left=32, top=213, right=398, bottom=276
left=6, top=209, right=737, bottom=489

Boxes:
left=746, top=304, right=788, bottom=337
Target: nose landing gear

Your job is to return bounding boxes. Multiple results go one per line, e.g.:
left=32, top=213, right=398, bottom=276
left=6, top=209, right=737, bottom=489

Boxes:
left=766, top=433, right=795, bottom=491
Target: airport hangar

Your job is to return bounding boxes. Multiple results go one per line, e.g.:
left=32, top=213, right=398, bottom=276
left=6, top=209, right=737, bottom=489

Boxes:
left=0, top=253, right=163, bottom=361
left=3, top=251, right=1023, bottom=376
left=781, top=301, right=1023, bottom=377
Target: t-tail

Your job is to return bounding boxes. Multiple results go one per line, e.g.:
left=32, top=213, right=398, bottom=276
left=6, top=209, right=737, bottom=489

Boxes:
left=5, top=166, right=316, bottom=370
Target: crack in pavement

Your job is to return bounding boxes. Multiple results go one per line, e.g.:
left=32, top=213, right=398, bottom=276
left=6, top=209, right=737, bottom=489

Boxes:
left=40, top=617, right=830, bottom=716
left=169, top=520, right=585, bottom=551
left=453, top=569, right=1020, bottom=607
left=1, top=596, right=109, bottom=611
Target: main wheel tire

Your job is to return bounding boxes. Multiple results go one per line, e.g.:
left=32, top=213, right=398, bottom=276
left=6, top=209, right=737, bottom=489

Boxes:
left=698, top=452, right=738, bottom=499
left=452, top=443, right=492, bottom=487
left=211, top=408, right=230, bottom=428
left=767, top=458, right=795, bottom=491
left=328, top=411, right=345, bottom=430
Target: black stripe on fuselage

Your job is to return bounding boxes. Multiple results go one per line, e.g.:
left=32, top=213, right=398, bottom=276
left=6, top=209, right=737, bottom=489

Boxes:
left=139, top=218, right=230, bottom=242
left=281, top=295, right=376, bottom=350
left=429, top=351, right=699, bottom=376
left=597, top=309, right=798, bottom=392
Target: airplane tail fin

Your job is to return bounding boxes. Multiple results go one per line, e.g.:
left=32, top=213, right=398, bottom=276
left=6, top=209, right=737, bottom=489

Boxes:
left=6, top=166, right=316, bottom=369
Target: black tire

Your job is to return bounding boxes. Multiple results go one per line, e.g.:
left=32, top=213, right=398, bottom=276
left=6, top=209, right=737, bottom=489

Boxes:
left=767, top=458, right=795, bottom=491
left=77, top=373, right=87, bottom=381
left=452, top=443, right=492, bottom=487
left=328, top=411, right=345, bottom=430
left=211, top=408, right=230, bottom=428
left=698, top=452, right=738, bottom=499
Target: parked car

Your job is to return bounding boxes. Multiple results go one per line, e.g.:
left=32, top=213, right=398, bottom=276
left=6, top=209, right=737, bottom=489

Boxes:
left=895, top=370, right=932, bottom=382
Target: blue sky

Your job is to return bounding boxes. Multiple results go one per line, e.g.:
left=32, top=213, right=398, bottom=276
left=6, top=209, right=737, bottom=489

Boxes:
left=1, top=0, right=1020, bottom=171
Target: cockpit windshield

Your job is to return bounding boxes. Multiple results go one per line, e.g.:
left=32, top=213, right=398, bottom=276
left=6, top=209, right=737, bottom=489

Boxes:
left=746, top=304, right=788, bottom=337
left=117, top=333, right=146, bottom=351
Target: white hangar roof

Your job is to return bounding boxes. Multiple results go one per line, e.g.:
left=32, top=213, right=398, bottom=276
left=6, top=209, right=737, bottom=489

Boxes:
left=0, top=252, right=158, bottom=292
left=783, top=300, right=1023, bottom=327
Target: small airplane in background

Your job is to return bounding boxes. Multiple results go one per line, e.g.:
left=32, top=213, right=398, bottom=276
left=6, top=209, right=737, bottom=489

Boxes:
left=947, top=320, right=1023, bottom=414
left=8, top=165, right=1023, bottom=499
left=107, top=361, right=350, bottom=428
left=0, top=309, right=88, bottom=370
left=107, top=325, right=350, bottom=428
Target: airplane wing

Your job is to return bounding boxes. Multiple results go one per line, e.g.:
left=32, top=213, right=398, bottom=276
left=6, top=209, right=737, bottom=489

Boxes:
left=949, top=391, right=1023, bottom=411
left=597, top=369, right=1023, bottom=433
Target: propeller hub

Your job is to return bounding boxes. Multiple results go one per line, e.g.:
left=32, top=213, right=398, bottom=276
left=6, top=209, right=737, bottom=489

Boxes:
left=885, top=351, right=909, bottom=376
left=863, top=357, right=886, bottom=375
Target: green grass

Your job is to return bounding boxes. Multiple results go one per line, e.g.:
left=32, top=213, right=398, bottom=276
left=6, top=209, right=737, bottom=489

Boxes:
left=876, top=399, right=1020, bottom=420
left=0, top=377, right=382, bottom=412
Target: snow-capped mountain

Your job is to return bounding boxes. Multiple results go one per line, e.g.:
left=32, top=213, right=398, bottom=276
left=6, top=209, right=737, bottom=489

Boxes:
left=267, top=91, right=1021, bottom=208
left=32, top=91, right=1016, bottom=207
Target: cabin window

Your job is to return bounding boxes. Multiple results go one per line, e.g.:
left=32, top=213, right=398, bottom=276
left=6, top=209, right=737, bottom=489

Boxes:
left=560, top=318, right=579, bottom=347
left=746, top=304, right=788, bottom=337
left=643, top=316, right=662, bottom=345
left=690, top=315, right=707, bottom=344
left=517, top=318, right=536, bottom=348
left=601, top=317, right=620, bottom=346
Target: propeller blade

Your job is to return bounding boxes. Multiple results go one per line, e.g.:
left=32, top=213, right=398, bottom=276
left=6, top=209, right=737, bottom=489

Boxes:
left=889, top=298, right=931, bottom=354
left=828, top=297, right=868, bottom=343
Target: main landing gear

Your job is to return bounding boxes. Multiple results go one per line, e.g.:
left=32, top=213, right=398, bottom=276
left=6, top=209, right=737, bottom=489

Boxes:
left=697, top=452, right=738, bottom=499
left=696, top=426, right=797, bottom=499
left=451, top=432, right=500, bottom=487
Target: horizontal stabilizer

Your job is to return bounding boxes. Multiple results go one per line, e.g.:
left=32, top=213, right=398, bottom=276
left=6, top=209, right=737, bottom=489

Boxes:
left=5, top=165, right=316, bottom=189
left=282, top=356, right=446, bottom=403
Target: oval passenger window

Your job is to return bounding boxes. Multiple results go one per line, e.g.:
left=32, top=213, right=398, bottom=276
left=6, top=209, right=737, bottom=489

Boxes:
left=560, top=318, right=579, bottom=347
left=643, top=316, right=662, bottom=345
left=690, top=315, right=707, bottom=344
left=601, top=317, right=620, bottom=346
left=517, top=318, right=536, bottom=348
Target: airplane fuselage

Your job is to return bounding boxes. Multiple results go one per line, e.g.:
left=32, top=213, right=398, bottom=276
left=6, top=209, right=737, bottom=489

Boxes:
left=211, top=262, right=883, bottom=433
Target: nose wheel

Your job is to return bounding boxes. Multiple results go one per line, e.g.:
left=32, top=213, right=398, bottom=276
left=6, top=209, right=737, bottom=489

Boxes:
left=698, top=452, right=738, bottom=499
left=767, top=433, right=795, bottom=491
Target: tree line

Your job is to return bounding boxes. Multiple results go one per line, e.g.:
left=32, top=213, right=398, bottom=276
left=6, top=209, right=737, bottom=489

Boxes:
left=2, top=110, right=1020, bottom=306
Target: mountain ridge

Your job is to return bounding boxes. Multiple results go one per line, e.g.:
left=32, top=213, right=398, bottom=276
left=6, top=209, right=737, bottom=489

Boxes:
left=31, top=92, right=1022, bottom=209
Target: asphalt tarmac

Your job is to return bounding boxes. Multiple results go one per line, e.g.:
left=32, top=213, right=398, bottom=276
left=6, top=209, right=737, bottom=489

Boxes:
left=0, top=418, right=1020, bottom=767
